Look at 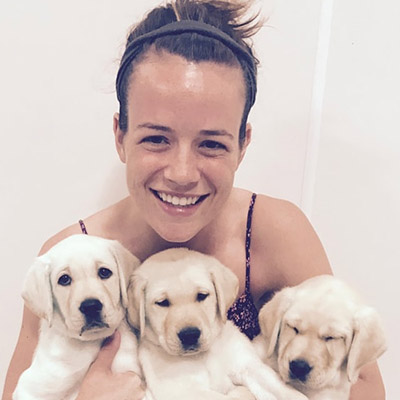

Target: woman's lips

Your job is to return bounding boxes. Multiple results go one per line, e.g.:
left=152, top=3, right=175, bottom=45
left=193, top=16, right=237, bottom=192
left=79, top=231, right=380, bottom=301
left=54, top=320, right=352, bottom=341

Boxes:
left=151, top=189, right=209, bottom=216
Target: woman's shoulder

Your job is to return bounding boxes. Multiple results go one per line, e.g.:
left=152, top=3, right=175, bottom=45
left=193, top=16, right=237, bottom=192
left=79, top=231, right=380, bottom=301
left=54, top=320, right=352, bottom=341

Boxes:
left=250, top=193, right=332, bottom=290
left=39, top=224, right=83, bottom=255
left=38, top=199, right=127, bottom=256
left=253, top=194, right=309, bottom=229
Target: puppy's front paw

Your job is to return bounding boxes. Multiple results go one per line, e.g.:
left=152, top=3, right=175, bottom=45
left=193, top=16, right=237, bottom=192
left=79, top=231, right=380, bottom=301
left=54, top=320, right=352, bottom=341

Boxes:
left=227, top=385, right=257, bottom=400
left=282, top=386, right=308, bottom=400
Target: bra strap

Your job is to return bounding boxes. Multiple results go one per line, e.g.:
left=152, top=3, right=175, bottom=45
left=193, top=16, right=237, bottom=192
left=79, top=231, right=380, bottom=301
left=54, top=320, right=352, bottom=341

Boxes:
left=79, top=219, right=88, bottom=235
left=245, top=193, right=257, bottom=293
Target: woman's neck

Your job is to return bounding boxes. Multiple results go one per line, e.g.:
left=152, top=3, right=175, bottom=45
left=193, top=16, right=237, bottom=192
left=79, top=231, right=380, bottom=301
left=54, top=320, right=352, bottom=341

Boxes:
left=111, top=196, right=220, bottom=260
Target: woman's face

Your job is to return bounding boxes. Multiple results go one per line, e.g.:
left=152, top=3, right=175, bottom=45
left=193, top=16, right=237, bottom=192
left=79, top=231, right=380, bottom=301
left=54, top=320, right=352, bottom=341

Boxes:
left=114, top=50, right=251, bottom=243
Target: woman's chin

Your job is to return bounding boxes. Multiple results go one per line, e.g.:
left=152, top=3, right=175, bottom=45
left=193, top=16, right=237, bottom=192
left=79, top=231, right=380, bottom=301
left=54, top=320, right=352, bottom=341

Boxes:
left=153, top=223, right=201, bottom=244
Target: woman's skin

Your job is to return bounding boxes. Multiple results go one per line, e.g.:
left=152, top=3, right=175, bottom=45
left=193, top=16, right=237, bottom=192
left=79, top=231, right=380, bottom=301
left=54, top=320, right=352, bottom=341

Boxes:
left=2, top=51, right=385, bottom=400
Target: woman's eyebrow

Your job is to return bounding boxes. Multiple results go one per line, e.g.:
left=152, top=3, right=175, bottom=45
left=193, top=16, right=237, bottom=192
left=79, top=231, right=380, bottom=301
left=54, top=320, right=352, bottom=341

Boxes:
left=136, top=123, right=233, bottom=139
left=137, top=123, right=172, bottom=132
left=200, top=129, right=234, bottom=139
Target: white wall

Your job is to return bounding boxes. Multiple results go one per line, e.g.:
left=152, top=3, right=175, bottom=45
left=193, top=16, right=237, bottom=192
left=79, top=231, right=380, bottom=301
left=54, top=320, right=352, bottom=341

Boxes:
left=1, top=0, right=398, bottom=397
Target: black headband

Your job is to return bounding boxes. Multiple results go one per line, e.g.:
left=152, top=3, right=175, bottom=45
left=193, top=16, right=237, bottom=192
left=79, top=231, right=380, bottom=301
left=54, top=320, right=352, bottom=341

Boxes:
left=116, top=20, right=257, bottom=106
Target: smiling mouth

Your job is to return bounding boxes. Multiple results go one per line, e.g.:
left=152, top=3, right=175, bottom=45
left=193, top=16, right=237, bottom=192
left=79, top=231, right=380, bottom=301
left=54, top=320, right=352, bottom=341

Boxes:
left=151, top=190, right=209, bottom=207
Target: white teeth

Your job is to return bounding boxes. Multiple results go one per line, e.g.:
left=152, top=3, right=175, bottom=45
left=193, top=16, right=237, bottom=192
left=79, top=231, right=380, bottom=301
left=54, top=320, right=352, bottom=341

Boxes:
left=156, top=191, right=201, bottom=206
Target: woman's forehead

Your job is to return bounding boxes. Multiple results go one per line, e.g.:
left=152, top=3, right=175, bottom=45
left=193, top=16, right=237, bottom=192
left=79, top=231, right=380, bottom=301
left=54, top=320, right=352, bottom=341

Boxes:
left=129, top=50, right=245, bottom=99
left=126, top=51, right=246, bottom=130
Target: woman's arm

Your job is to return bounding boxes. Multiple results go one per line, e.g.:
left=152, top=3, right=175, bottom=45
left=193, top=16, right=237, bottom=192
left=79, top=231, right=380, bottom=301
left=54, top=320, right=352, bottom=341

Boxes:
left=252, top=196, right=385, bottom=399
left=1, top=307, right=39, bottom=400
left=350, top=362, right=385, bottom=400
left=2, top=230, right=77, bottom=400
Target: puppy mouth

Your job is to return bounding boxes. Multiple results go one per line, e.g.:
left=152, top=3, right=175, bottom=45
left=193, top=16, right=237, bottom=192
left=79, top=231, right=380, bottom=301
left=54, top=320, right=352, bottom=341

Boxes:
left=151, top=189, right=209, bottom=207
left=80, top=321, right=110, bottom=336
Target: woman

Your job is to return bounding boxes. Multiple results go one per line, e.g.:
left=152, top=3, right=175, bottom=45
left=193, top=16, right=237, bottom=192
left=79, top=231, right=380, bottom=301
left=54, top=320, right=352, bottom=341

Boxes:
left=2, top=1, right=384, bottom=399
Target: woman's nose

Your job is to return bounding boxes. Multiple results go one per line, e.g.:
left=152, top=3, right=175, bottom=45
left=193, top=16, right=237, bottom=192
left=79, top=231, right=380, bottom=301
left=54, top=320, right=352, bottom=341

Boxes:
left=164, top=146, right=200, bottom=186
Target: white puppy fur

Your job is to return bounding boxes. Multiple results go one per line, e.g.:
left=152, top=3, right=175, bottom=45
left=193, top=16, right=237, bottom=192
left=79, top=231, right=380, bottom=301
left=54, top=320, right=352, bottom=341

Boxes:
left=13, top=234, right=142, bottom=400
left=254, top=275, right=387, bottom=400
left=127, top=248, right=307, bottom=400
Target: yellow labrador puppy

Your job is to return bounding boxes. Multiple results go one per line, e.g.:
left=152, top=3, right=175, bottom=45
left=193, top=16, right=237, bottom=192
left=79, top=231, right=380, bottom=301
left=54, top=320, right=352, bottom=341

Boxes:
left=127, top=248, right=307, bottom=400
left=13, top=234, right=142, bottom=400
left=254, top=275, right=387, bottom=400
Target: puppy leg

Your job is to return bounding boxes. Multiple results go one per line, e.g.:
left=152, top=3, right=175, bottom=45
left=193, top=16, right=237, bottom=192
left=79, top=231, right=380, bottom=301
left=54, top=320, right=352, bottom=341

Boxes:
left=241, top=362, right=307, bottom=400
left=111, top=321, right=142, bottom=376
left=227, top=386, right=257, bottom=400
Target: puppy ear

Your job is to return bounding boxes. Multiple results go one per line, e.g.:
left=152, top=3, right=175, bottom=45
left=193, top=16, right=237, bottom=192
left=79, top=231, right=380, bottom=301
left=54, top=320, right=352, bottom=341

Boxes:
left=258, top=287, right=294, bottom=358
left=126, top=271, right=147, bottom=336
left=347, top=306, right=387, bottom=383
left=209, top=260, right=239, bottom=323
left=110, top=241, right=141, bottom=309
left=22, top=255, right=53, bottom=324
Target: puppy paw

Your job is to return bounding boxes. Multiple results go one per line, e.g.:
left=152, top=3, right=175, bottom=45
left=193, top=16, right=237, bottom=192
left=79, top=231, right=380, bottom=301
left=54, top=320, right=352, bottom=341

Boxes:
left=282, top=387, right=308, bottom=400
left=227, top=385, right=257, bottom=400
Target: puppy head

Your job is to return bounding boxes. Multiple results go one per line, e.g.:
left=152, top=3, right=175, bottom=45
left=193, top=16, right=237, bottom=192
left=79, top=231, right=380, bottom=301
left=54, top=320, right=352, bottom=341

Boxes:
left=258, top=275, right=386, bottom=391
left=127, top=248, right=238, bottom=356
left=22, top=234, right=140, bottom=340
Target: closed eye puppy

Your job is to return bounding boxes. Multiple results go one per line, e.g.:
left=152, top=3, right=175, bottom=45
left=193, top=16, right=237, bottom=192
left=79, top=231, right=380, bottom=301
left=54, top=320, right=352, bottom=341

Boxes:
left=127, top=248, right=307, bottom=400
left=13, top=234, right=142, bottom=400
left=254, top=275, right=387, bottom=400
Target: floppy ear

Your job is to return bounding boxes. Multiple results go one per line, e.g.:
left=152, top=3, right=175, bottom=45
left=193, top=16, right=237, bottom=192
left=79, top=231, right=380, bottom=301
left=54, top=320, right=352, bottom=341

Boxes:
left=22, top=255, right=53, bottom=324
left=126, top=271, right=147, bottom=336
left=258, top=287, right=294, bottom=357
left=110, top=240, right=141, bottom=309
left=209, top=260, right=239, bottom=323
left=347, top=306, right=387, bottom=383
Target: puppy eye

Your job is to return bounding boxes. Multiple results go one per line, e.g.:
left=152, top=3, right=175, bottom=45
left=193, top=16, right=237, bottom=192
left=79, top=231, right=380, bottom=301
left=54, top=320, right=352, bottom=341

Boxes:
left=98, top=267, right=113, bottom=280
left=197, top=293, right=209, bottom=302
left=58, top=274, right=72, bottom=286
left=324, top=336, right=335, bottom=342
left=287, top=324, right=299, bottom=334
left=155, top=299, right=170, bottom=307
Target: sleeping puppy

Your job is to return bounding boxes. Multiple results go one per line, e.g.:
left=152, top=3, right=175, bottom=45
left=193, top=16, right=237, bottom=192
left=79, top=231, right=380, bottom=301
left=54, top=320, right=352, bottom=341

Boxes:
left=13, top=234, right=142, bottom=400
left=254, top=275, right=387, bottom=400
left=127, top=247, right=307, bottom=400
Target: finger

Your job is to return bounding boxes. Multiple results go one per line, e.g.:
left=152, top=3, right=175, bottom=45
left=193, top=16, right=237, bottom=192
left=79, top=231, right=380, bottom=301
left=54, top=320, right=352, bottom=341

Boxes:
left=90, top=330, right=121, bottom=371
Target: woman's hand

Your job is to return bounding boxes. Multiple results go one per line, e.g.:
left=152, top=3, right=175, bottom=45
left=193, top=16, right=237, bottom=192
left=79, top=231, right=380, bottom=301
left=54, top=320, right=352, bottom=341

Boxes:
left=76, top=331, right=146, bottom=400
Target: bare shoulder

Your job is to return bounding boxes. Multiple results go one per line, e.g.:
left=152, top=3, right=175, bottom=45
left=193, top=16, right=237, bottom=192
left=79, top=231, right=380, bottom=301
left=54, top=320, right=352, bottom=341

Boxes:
left=250, top=195, right=332, bottom=299
left=38, top=198, right=129, bottom=256
left=38, top=224, right=84, bottom=255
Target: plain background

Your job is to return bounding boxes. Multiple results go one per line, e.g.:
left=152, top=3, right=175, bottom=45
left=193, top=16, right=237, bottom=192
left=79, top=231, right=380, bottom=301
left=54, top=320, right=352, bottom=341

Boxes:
left=1, top=0, right=399, bottom=397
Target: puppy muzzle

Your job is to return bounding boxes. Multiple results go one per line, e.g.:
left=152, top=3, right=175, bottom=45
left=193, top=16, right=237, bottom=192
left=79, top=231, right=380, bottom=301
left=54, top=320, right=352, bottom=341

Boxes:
left=178, top=326, right=201, bottom=352
left=79, top=298, right=109, bottom=335
left=289, top=359, right=313, bottom=382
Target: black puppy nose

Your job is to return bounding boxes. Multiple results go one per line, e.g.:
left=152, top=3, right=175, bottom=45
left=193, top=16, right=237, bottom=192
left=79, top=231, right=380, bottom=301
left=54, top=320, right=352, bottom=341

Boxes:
left=178, top=327, right=201, bottom=349
left=79, top=298, right=103, bottom=317
left=289, top=359, right=313, bottom=382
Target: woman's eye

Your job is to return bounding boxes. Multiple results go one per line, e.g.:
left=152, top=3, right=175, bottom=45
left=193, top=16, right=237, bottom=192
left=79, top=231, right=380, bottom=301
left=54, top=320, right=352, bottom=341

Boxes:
left=155, top=299, right=170, bottom=307
left=141, top=135, right=169, bottom=145
left=98, top=267, right=113, bottom=280
left=200, top=140, right=227, bottom=151
left=197, top=292, right=209, bottom=302
left=58, top=274, right=72, bottom=286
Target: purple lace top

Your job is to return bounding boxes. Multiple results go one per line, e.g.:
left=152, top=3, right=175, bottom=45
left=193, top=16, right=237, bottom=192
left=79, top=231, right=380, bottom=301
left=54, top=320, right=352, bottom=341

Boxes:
left=78, top=193, right=260, bottom=340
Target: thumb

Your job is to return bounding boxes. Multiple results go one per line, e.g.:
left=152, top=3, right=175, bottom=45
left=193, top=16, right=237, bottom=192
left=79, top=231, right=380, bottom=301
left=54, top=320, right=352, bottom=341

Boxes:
left=90, top=330, right=121, bottom=372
